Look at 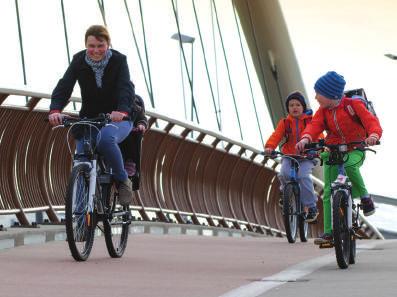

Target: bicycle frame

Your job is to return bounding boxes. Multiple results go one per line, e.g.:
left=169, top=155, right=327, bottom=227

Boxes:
left=328, top=150, right=353, bottom=229
left=284, top=155, right=299, bottom=183
left=267, top=151, right=313, bottom=243
left=55, top=114, right=132, bottom=261
left=283, top=156, right=302, bottom=214
left=306, top=140, right=378, bottom=268
left=72, top=124, right=104, bottom=214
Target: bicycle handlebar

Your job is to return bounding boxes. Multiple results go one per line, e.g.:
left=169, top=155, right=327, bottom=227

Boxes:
left=45, top=113, right=131, bottom=127
left=261, top=150, right=319, bottom=161
left=304, top=139, right=380, bottom=154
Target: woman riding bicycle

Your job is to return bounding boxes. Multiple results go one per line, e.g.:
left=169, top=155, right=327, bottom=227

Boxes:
left=264, top=91, right=322, bottom=222
left=48, top=25, right=135, bottom=207
left=296, top=71, right=383, bottom=245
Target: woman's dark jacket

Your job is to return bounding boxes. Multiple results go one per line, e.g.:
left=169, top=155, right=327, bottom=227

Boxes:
left=50, top=49, right=134, bottom=118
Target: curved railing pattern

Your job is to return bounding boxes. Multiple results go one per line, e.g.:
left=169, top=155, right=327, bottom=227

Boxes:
left=0, top=87, right=382, bottom=239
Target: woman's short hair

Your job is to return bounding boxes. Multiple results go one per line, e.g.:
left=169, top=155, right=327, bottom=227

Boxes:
left=85, top=25, right=111, bottom=44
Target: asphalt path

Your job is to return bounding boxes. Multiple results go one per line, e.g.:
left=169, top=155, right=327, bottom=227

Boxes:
left=0, top=230, right=395, bottom=297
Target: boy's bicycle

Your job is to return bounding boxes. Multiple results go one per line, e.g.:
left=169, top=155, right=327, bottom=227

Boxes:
left=306, top=140, right=377, bottom=269
left=266, top=151, right=317, bottom=243
left=53, top=114, right=132, bottom=261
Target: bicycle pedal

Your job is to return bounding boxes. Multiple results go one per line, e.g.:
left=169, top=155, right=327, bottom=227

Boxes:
left=353, top=227, right=368, bottom=239
left=352, top=232, right=365, bottom=240
left=96, top=201, right=104, bottom=214
left=319, top=242, right=334, bottom=249
left=306, top=218, right=318, bottom=224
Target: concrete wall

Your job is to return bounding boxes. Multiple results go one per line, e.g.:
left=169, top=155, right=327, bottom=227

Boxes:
left=233, top=0, right=307, bottom=127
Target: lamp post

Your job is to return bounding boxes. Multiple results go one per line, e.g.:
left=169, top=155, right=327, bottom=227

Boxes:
left=171, top=33, right=196, bottom=123
left=385, top=53, right=397, bottom=60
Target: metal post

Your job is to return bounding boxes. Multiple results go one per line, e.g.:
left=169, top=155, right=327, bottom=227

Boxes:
left=35, top=212, right=43, bottom=224
left=14, top=0, right=27, bottom=103
left=171, top=33, right=196, bottom=123
left=191, top=43, right=194, bottom=122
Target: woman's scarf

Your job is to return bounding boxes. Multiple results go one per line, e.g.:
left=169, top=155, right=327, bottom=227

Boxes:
left=85, top=49, right=112, bottom=88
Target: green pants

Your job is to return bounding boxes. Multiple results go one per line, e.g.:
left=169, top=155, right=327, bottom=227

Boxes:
left=321, top=150, right=368, bottom=234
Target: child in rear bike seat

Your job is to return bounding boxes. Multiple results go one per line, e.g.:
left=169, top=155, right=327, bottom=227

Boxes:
left=264, top=91, right=322, bottom=223
left=119, top=94, right=148, bottom=191
left=295, top=71, right=383, bottom=245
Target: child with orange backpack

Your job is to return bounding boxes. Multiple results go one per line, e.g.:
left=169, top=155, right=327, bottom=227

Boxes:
left=296, top=71, right=382, bottom=245
left=264, top=91, right=321, bottom=222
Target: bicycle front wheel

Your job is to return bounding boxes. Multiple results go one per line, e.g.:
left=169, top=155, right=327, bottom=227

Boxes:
left=332, top=191, right=350, bottom=269
left=65, top=164, right=96, bottom=261
left=298, top=209, right=308, bottom=242
left=349, top=204, right=359, bottom=264
left=349, top=233, right=356, bottom=264
left=283, top=183, right=298, bottom=243
left=103, top=184, right=130, bottom=258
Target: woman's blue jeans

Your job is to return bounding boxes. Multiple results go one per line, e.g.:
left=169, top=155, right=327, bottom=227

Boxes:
left=75, top=121, right=133, bottom=182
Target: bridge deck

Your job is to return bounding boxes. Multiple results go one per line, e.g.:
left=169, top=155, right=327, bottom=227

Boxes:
left=1, top=225, right=395, bottom=297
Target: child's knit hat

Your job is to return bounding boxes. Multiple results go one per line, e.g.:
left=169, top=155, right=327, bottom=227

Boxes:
left=285, top=91, right=307, bottom=112
left=314, top=71, right=346, bottom=100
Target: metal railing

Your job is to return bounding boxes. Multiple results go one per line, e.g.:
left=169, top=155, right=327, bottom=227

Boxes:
left=0, top=86, right=382, bottom=239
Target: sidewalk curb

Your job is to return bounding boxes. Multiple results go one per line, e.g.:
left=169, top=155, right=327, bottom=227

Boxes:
left=0, top=221, right=269, bottom=250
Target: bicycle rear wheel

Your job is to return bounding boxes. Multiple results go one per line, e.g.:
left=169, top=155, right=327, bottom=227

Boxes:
left=332, top=191, right=350, bottom=269
left=103, top=184, right=130, bottom=258
left=283, top=183, right=298, bottom=243
left=65, top=164, right=96, bottom=261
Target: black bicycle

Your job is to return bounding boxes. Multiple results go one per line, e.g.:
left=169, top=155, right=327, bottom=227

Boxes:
left=306, top=140, right=377, bottom=269
left=54, top=114, right=132, bottom=261
left=266, top=151, right=317, bottom=243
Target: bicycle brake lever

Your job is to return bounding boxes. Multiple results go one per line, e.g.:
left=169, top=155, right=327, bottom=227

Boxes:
left=52, top=125, right=65, bottom=130
left=366, top=148, right=377, bottom=154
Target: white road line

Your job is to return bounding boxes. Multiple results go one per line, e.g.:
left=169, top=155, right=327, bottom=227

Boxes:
left=218, top=240, right=395, bottom=297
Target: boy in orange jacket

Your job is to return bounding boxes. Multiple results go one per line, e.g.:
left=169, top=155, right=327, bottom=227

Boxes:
left=264, top=91, right=319, bottom=222
left=296, top=71, right=382, bottom=245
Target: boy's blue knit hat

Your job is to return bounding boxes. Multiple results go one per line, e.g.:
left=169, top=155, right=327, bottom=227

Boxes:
left=285, top=91, right=307, bottom=112
left=314, top=71, right=346, bottom=100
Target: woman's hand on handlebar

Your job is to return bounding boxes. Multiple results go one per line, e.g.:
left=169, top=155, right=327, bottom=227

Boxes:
left=264, top=147, right=273, bottom=156
left=48, top=112, right=64, bottom=126
left=296, top=137, right=310, bottom=152
left=365, top=135, right=379, bottom=146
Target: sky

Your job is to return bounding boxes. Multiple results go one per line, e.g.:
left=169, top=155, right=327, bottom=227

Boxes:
left=279, top=0, right=397, bottom=198
left=0, top=0, right=270, bottom=149
left=0, top=0, right=396, bottom=199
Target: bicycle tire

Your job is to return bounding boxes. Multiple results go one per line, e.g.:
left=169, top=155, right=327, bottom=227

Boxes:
left=332, top=191, right=350, bottom=269
left=103, top=184, right=130, bottom=258
left=283, top=183, right=298, bottom=243
left=349, top=235, right=356, bottom=264
left=65, top=164, right=96, bottom=261
left=298, top=211, right=308, bottom=242
left=349, top=207, right=358, bottom=264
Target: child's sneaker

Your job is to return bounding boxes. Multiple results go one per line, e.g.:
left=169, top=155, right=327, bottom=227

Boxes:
left=361, top=197, right=375, bottom=216
left=124, top=159, right=137, bottom=177
left=314, top=233, right=333, bottom=245
left=305, top=206, right=319, bottom=223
